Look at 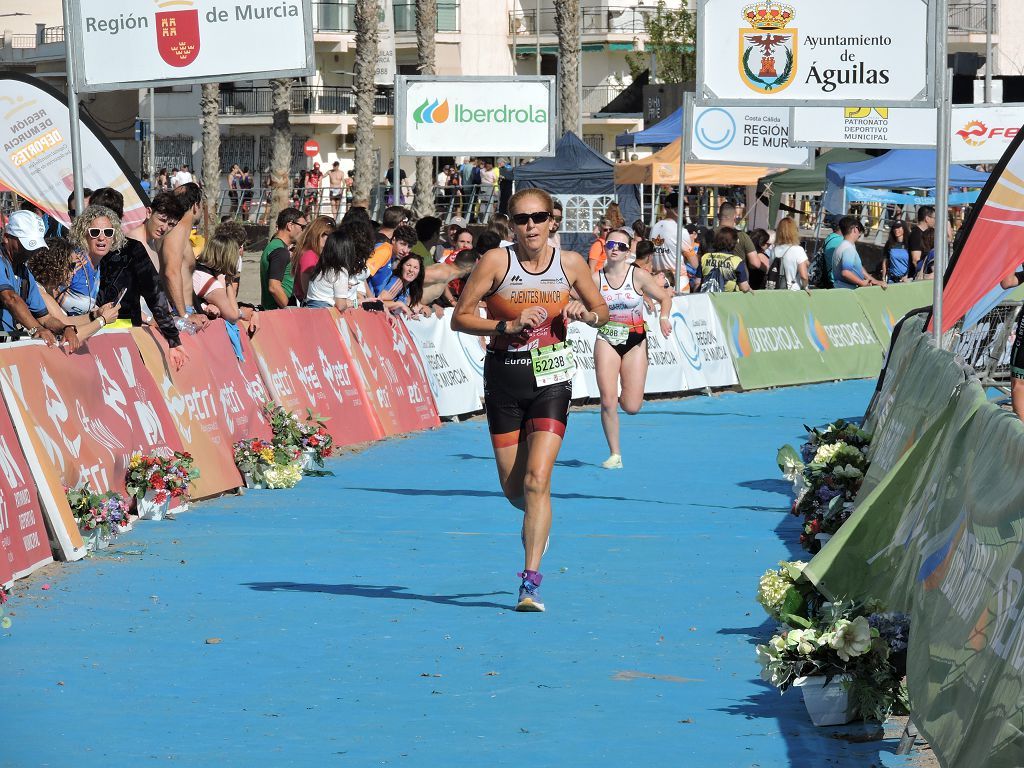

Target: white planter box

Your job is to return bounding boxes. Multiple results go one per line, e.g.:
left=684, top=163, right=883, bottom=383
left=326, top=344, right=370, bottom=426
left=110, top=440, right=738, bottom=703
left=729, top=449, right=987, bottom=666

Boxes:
left=136, top=490, right=170, bottom=521
left=794, top=674, right=855, bottom=726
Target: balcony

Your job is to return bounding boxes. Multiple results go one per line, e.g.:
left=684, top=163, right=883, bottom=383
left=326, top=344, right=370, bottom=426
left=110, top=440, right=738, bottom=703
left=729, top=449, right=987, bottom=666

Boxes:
left=312, top=1, right=460, bottom=34
left=218, top=86, right=393, bottom=116
left=509, top=5, right=651, bottom=36
left=948, top=2, right=996, bottom=34
left=582, top=84, right=628, bottom=115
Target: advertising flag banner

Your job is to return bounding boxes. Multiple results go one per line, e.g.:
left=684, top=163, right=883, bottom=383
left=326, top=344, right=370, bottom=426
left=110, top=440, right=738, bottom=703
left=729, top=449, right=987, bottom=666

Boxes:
left=402, top=311, right=482, bottom=418
left=685, top=94, right=812, bottom=168
left=375, top=0, right=397, bottom=86
left=0, top=73, right=150, bottom=230
left=249, top=309, right=383, bottom=446
left=670, top=295, right=739, bottom=390
left=0, top=334, right=182, bottom=561
left=791, top=104, right=1024, bottom=163
left=0, top=403, right=53, bottom=582
left=939, top=129, right=1024, bottom=333
left=131, top=326, right=244, bottom=497
left=69, top=0, right=315, bottom=92
left=697, top=0, right=932, bottom=106
left=397, top=76, right=557, bottom=157
left=710, top=290, right=883, bottom=389
left=335, top=310, right=440, bottom=435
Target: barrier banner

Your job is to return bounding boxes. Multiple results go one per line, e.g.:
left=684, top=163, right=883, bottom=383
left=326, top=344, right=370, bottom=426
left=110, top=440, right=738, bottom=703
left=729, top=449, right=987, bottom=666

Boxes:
left=641, top=305, right=689, bottom=393
left=402, top=311, right=483, bottom=418
left=249, top=309, right=383, bottom=446
left=131, top=326, right=245, bottom=497
left=670, top=295, right=738, bottom=390
left=0, top=403, right=53, bottom=582
left=711, top=290, right=884, bottom=389
left=565, top=321, right=598, bottom=399
left=851, top=283, right=933, bottom=348
left=0, top=334, right=182, bottom=560
left=335, top=310, right=440, bottom=435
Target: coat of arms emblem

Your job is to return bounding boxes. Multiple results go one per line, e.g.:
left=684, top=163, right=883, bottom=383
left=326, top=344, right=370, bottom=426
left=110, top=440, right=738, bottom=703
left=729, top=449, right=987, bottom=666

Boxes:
left=738, top=2, right=797, bottom=93
left=156, top=1, right=200, bottom=68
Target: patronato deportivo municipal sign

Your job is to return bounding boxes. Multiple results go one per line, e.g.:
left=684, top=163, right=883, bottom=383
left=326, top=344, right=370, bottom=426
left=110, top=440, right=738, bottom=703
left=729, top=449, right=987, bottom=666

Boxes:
left=396, top=76, right=557, bottom=157
left=68, top=0, right=314, bottom=92
left=696, top=0, right=933, bottom=107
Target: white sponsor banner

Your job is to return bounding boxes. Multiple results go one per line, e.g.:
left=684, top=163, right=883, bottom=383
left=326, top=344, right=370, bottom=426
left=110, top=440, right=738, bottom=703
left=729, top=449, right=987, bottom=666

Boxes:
left=670, top=295, right=740, bottom=389
left=641, top=306, right=689, bottom=393
left=0, top=73, right=149, bottom=230
left=791, top=104, right=1024, bottom=164
left=697, top=0, right=933, bottom=107
left=566, top=321, right=598, bottom=400
left=70, top=0, right=315, bottom=92
left=686, top=93, right=812, bottom=168
left=375, top=0, right=396, bottom=87
left=397, top=76, right=557, bottom=157
left=403, top=311, right=483, bottom=418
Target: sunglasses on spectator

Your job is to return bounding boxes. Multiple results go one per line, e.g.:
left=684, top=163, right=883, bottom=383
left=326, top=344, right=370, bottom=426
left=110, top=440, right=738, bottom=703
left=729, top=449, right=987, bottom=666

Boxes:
left=604, top=241, right=630, bottom=252
left=87, top=227, right=115, bottom=238
left=552, top=216, right=563, bottom=223
left=511, top=211, right=551, bottom=225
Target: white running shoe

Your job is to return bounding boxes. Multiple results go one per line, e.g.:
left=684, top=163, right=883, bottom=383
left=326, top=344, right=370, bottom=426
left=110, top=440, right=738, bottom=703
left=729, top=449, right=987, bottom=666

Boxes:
left=602, top=454, right=623, bottom=469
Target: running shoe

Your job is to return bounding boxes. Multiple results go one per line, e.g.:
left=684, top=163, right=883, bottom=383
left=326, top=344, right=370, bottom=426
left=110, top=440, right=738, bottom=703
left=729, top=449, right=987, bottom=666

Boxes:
left=602, top=454, right=623, bottom=469
left=515, top=571, right=545, bottom=612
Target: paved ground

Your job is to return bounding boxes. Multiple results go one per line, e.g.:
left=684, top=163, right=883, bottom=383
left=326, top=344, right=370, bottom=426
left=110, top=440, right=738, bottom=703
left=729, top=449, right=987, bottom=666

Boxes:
left=4, top=380, right=923, bottom=767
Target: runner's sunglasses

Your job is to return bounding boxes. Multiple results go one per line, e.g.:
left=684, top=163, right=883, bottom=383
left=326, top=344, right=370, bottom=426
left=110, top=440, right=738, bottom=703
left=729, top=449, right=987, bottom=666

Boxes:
left=87, top=228, right=115, bottom=238
left=511, top=211, right=551, bottom=225
left=604, top=241, right=630, bottom=252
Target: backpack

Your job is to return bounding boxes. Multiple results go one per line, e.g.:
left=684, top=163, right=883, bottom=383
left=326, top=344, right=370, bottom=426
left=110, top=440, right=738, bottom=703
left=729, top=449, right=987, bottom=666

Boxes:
left=699, top=266, right=725, bottom=293
left=808, top=244, right=833, bottom=289
left=765, top=245, right=790, bottom=290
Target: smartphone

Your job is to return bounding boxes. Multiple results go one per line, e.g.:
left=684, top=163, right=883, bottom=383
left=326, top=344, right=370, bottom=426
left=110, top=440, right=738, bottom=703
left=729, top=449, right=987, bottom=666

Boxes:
left=115, top=287, right=127, bottom=305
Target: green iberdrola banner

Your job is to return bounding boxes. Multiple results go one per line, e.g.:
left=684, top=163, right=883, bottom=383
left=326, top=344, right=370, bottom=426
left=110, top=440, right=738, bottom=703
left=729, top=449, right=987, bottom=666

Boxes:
left=851, top=282, right=934, bottom=348
left=710, top=290, right=884, bottom=389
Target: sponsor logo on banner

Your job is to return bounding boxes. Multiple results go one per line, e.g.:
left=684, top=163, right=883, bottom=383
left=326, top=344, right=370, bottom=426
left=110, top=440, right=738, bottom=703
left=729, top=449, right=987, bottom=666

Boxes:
left=729, top=314, right=806, bottom=357
left=412, top=98, right=546, bottom=127
left=805, top=312, right=830, bottom=352
left=413, top=99, right=450, bottom=125
left=739, top=2, right=797, bottom=93
left=955, top=120, right=1019, bottom=148
left=672, top=311, right=704, bottom=370
left=694, top=109, right=737, bottom=150
left=155, top=5, right=200, bottom=67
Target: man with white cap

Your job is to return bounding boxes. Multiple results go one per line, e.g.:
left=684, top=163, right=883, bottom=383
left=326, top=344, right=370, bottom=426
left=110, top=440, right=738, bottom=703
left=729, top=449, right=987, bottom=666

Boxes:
left=0, top=210, right=80, bottom=350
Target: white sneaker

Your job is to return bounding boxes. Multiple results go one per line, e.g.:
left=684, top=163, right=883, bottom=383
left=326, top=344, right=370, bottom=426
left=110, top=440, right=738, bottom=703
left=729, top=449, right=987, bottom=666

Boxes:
left=602, top=454, right=623, bottom=469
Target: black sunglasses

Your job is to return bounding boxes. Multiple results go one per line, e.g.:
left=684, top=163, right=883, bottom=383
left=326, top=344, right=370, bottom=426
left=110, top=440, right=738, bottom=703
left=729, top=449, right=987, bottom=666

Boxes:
left=604, top=241, right=630, bottom=252
left=87, top=227, right=115, bottom=238
left=511, top=211, right=551, bottom=225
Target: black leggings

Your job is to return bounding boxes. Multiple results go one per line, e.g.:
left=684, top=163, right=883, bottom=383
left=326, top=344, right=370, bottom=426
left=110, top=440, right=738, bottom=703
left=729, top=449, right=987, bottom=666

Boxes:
left=484, top=349, right=572, bottom=447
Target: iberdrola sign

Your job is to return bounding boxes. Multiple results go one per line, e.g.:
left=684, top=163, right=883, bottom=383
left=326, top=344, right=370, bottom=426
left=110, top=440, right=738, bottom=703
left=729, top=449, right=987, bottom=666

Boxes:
left=696, top=0, right=933, bottom=107
left=399, top=76, right=557, bottom=157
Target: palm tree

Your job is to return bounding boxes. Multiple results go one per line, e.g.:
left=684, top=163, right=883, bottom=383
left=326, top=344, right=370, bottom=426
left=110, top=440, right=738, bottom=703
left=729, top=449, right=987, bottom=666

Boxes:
left=267, top=77, right=293, bottom=236
left=554, top=0, right=581, bottom=137
left=352, top=0, right=380, bottom=207
left=199, top=82, right=220, bottom=232
left=411, top=0, right=437, bottom=219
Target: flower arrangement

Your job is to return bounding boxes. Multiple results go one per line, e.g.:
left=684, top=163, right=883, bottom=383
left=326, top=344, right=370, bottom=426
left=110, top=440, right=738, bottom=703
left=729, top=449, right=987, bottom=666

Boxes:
left=126, top=451, right=199, bottom=506
left=0, top=585, right=12, bottom=629
left=298, top=410, right=333, bottom=467
left=777, top=419, right=873, bottom=553
left=263, top=402, right=333, bottom=471
left=262, top=462, right=303, bottom=489
left=233, top=438, right=279, bottom=480
left=65, top=484, right=131, bottom=539
left=756, top=560, right=816, bottom=627
left=264, top=401, right=305, bottom=450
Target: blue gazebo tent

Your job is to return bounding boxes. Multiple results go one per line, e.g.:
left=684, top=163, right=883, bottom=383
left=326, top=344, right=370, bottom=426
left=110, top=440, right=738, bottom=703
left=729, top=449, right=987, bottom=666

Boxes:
left=615, top=107, right=683, bottom=149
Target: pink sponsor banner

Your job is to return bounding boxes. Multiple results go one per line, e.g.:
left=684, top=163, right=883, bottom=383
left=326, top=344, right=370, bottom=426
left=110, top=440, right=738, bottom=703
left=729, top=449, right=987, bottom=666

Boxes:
left=0, top=404, right=53, bottom=582
left=0, top=333, right=182, bottom=561
left=335, top=310, right=440, bottom=435
left=249, top=309, right=384, bottom=446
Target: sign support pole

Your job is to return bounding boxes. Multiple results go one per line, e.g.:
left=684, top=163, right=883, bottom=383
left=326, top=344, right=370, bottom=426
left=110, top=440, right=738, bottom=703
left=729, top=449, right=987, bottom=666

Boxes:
left=149, top=87, right=156, bottom=190
left=675, top=93, right=690, bottom=296
left=62, top=0, right=85, bottom=216
left=393, top=73, right=402, bottom=207
left=933, top=66, right=952, bottom=346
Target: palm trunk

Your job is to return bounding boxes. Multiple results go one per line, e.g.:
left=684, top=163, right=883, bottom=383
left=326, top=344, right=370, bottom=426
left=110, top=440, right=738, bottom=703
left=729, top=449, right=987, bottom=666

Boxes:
left=267, top=78, right=293, bottom=238
left=554, top=0, right=581, bottom=137
left=412, top=0, right=438, bottom=219
left=353, top=0, right=380, bottom=207
left=199, top=82, right=220, bottom=234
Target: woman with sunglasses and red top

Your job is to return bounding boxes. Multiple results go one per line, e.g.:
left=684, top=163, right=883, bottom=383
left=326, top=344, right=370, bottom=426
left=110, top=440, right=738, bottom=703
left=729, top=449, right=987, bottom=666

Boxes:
left=593, top=228, right=673, bottom=469
left=452, top=188, right=608, bottom=613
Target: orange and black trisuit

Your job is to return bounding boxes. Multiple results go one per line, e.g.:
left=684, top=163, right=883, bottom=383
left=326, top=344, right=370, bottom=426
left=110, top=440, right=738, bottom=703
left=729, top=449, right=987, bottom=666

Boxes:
left=483, top=245, right=573, bottom=447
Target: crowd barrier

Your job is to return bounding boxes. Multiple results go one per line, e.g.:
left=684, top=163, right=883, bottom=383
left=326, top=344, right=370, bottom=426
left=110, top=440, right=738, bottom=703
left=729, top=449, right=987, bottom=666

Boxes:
left=803, top=315, right=1024, bottom=768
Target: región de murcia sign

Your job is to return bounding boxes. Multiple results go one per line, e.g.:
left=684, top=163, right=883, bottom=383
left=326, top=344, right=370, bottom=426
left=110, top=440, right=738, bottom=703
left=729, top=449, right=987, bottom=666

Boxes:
left=698, top=0, right=931, bottom=106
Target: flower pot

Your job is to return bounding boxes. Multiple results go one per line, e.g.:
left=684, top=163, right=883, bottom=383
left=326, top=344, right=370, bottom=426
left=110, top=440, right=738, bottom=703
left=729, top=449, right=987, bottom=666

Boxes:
left=243, top=472, right=264, bottom=490
left=78, top=525, right=112, bottom=552
left=793, top=675, right=855, bottom=726
left=168, top=500, right=189, bottom=515
left=136, top=490, right=170, bottom=521
left=299, top=450, right=317, bottom=472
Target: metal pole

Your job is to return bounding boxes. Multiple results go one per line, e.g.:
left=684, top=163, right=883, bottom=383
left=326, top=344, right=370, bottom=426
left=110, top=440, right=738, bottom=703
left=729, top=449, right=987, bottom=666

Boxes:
left=675, top=93, right=690, bottom=295
left=934, top=67, right=952, bottom=345
left=984, top=0, right=993, bottom=102
left=149, top=87, right=156, bottom=189
left=393, top=74, right=402, bottom=207
left=577, top=9, right=583, bottom=137
left=61, top=0, right=85, bottom=217
left=535, top=0, right=541, bottom=76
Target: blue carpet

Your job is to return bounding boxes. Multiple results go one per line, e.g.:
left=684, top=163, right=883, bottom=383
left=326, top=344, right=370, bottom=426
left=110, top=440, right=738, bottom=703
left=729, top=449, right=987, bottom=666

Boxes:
left=3, top=380, right=919, bottom=767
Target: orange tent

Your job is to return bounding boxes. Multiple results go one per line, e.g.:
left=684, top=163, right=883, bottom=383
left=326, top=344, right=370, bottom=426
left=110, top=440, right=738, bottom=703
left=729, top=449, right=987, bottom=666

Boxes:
left=614, top=139, right=782, bottom=186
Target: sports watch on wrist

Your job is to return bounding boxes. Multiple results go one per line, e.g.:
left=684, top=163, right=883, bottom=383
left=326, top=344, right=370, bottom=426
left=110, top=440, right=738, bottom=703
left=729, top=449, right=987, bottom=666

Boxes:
left=495, top=320, right=508, bottom=335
